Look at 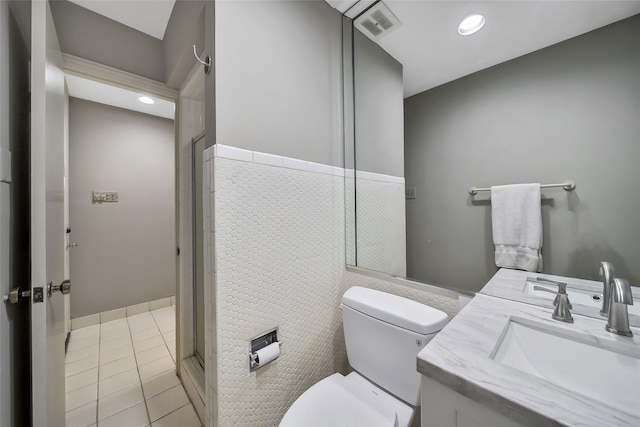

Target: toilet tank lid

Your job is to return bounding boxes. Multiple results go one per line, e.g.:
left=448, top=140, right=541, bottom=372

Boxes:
left=342, top=287, right=449, bottom=335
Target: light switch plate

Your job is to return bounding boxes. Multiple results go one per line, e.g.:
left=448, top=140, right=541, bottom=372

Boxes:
left=405, top=187, right=416, bottom=200
left=92, top=191, right=118, bottom=203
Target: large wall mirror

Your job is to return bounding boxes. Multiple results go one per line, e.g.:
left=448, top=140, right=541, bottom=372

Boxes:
left=345, top=1, right=640, bottom=293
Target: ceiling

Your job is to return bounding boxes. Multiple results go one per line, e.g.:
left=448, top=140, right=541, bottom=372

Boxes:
left=66, top=75, right=176, bottom=120
left=66, top=0, right=176, bottom=40
left=361, top=1, right=640, bottom=98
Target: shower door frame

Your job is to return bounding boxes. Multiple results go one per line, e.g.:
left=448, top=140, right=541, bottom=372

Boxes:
left=191, top=131, right=206, bottom=368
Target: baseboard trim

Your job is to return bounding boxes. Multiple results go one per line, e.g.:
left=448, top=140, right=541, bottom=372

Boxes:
left=71, top=296, right=176, bottom=330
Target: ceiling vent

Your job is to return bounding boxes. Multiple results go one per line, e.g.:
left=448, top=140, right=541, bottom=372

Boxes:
left=354, top=1, right=402, bottom=41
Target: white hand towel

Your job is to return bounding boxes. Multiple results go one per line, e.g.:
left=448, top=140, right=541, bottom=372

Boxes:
left=491, top=183, right=543, bottom=272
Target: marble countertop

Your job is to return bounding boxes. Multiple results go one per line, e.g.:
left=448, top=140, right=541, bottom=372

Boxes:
left=417, top=293, right=640, bottom=427
left=480, top=268, right=640, bottom=326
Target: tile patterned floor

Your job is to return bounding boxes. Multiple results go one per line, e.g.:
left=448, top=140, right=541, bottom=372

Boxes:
left=65, top=306, right=201, bottom=427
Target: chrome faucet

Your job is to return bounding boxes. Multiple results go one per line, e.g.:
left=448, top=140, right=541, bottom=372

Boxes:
left=533, top=282, right=574, bottom=323
left=599, top=261, right=615, bottom=317
left=605, top=278, right=634, bottom=337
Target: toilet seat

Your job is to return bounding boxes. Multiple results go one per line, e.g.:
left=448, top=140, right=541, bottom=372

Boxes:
left=279, top=372, right=413, bottom=427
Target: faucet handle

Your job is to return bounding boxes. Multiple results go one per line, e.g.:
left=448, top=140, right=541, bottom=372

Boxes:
left=533, top=284, right=574, bottom=322
left=533, top=282, right=573, bottom=309
left=552, top=293, right=574, bottom=323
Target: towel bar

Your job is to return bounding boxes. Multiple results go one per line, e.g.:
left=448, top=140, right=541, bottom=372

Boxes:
left=469, top=180, right=575, bottom=195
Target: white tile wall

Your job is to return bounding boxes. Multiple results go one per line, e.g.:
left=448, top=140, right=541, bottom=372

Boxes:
left=199, top=145, right=461, bottom=426
left=204, top=146, right=345, bottom=426
left=355, top=173, right=407, bottom=277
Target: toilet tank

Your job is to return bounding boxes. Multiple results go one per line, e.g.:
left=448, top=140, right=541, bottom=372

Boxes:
left=341, top=287, right=449, bottom=406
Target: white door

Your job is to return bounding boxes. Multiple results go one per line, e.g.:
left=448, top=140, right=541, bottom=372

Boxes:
left=31, top=0, right=67, bottom=425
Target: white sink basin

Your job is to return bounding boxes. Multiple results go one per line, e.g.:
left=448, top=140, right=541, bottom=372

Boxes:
left=492, top=318, right=640, bottom=418
left=524, top=280, right=640, bottom=316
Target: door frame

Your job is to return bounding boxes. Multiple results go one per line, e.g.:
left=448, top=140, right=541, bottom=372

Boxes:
left=61, top=54, right=181, bottom=367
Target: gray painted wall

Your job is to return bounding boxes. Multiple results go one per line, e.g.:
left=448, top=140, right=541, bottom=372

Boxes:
left=163, top=0, right=204, bottom=88
left=51, top=0, right=204, bottom=87
left=51, top=0, right=165, bottom=82
left=404, top=15, right=640, bottom=291
left=215, top=0, right=343, bottom=166
left=354, top=30, right=404, bottom=177
left=69, top=98, right=176, bottom=317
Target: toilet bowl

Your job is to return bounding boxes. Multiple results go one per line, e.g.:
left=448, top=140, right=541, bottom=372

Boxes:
left=280, top=286, right=449, bottom=427
left=280, top=372, right=412, bottom=427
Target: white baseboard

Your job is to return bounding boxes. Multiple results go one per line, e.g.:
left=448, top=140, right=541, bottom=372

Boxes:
left=71, top=296, right=175, bottom=330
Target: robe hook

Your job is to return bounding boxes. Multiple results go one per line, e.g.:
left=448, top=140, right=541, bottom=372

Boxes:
left=193, top=45, right=211, bottom=75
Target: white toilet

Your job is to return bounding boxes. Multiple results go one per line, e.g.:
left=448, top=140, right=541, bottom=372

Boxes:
left=280, top=286, right=449, bottom=427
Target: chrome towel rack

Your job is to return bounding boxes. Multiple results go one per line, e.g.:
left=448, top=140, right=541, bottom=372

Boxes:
left=469, top=180, right=576, bottom=195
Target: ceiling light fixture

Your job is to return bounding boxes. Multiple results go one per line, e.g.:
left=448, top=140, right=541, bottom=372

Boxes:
left=138, top=96, right=155, bottom=105
left=458, top=14, right=485, bottom=36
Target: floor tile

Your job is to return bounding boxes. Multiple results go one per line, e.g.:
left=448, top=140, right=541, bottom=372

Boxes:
left=66, top=344, right=99, bottom=364
left=100, top=343, right=134, bottom=365
left=156, top=321, right=175, bottom=334
left=65, top=400, right=97, bottom=427
left=68, top=335, right=100, bottom=353
left=128, top=315, right=156, bottom=331
left=66, top=382, right=97, bottom=412
left=98, top=384, right=144, bottom=421
left=99, top=355, right=137, bottom=381
left=146, top=384, right=189, bottom=422
left=97, top=401, right=149, bottom=427
left=70, top=325, right=100, bottom=340
left=138, top=355, right=175, bottom=382
left=131, top=327, right=160, bottom=342
left=66, top=354, right=100, bottom=377
left=66, top=367, right=98, bottom=393
left=98, top=368, right=140, bottom=399
left=100, top=335, right=132, bottom=352
left=151, top=306, right=173, bottom=317
left=100, top=327, right=130, bottom=342
left=68, top=305, right=185, bottom=427
left=161, top=331, right=175, bottom=343
left=135, top=344, right=170, bottom=366
left=133, top=335, right=164, bottom=353
left=152, top=403, right=201, bottom=427
left=100, top=318, right=128, bottom=333
left=141, top=370, right=181, bottom=399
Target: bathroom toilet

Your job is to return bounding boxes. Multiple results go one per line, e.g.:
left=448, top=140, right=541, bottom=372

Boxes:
left=280, top=286, right=449, bottom=427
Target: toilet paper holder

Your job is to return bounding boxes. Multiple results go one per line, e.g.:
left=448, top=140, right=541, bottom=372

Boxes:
left=249, top=327, right=281, bottom=372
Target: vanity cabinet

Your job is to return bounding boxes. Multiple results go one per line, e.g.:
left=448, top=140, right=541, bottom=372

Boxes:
left=421, top=376, right=524, bottom=427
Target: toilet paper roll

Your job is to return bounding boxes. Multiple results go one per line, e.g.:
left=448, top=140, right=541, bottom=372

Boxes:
left=255, top=342, right=280, bottom=366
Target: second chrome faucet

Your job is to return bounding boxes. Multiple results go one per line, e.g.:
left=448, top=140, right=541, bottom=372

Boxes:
left=599, top=261, right=634, bottom=337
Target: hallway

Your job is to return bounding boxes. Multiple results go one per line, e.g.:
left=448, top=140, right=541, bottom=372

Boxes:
left=64, top=305, right=201, bottom=427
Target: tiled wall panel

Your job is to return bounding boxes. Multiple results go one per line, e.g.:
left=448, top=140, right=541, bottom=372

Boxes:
left=355, top=172, right=407, bottom=276
left=209, top=147, right=345, bottom=426
left=203, top=145, right=460, bottom=426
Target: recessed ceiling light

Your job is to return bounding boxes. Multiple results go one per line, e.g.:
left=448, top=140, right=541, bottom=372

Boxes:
left=138, top=96, right=155, bottom=105
left=458, top=14, right=485, bottom=36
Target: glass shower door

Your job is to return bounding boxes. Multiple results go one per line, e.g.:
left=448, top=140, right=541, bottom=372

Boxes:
left=192, top=135, right=206, bottom=366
